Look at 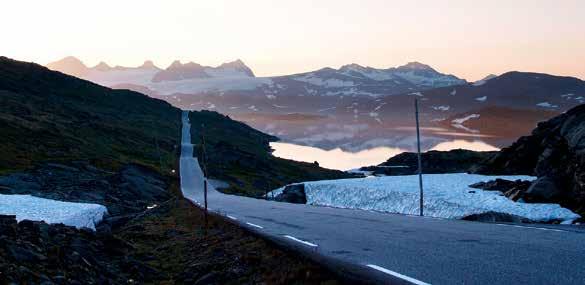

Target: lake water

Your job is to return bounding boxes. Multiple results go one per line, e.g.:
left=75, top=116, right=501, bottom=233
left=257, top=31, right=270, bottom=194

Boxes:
left=270, top=140, right=499, bottom=171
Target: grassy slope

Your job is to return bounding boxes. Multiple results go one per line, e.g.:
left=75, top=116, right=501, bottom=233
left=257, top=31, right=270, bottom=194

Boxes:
left=0, top=57, right=181, bottom=174
left=189, top=110, right=356, bottom=197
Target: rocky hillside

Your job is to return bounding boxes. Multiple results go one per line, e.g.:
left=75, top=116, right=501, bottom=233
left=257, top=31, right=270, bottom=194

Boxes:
left=472, top=103, right=585, bottom=216
left=361, top=149, right=497, bottom=176
left=0, top=56, right=181, bottom=174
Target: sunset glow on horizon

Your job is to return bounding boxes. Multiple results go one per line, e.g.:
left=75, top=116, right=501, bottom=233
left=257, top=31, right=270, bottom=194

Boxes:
left=2, top=0, right=584, bottom=81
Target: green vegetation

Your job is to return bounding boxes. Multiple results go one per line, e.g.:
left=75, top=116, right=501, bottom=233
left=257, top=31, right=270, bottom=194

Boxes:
left=189, top=110, right=356, bottom=197
left=0, top=57, right=181, bottom=174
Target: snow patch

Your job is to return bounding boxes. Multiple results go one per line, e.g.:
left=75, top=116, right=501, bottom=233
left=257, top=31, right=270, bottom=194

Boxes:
left=536, top=102, right=559, bottom=108
left=431, top=105, right=450, bottom=111
left=452, top=114, right=480, bottom=124
left=293, top=74, right=355, bottom=87
left=475, top=96, right=487, bottom=102
left=272, top=174, right=580, bottom=223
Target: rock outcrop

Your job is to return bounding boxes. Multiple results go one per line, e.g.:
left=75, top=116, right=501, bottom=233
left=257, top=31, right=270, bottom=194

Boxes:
left=462, top=211, right=532, bottom=223
left=361, top=149, right=497, bottom=176
left=274, top=184, right=307, bottom=204
left=469, top=179, right=532, bottom=201
left=472, top=104, right=585, bottom=216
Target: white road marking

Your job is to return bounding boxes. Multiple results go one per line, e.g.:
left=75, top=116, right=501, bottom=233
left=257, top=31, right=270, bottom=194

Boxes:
left=227, top=215, right=237, bottom=220
left=246, top=222, right=263, bottom=229
left=495, top=224, right=566, bottom=233
left=366, top=264, right=430, bottom=285
left=284, top=235, right=318, bottom=247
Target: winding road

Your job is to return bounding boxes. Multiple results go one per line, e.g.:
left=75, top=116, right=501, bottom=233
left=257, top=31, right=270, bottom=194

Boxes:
left=180, top=111, right=585, bottom=285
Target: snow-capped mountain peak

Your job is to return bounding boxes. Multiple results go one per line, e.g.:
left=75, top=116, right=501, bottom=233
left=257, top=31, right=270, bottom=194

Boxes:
left=46, top=56, right=88, bottom=77
left=139, top=60, right=159, bottom=70
left=168, top=60, right=184, bottom=69
left=473, top=74, right=498, bottom=86
left=93, top=61, right=112, bottom=71
left=396, top=61, right=435, bottom=71
left=340, top=63, right=368, bottom=71
left=218, top=59, right=255, bottom=77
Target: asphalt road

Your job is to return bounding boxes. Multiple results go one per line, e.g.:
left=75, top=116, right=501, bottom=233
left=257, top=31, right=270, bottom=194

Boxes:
left=180, top=111, right=585, bottom=285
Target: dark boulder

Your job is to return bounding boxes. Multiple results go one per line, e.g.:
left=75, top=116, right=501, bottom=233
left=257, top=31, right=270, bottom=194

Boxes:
left=274, top=184, right=307, bottom=204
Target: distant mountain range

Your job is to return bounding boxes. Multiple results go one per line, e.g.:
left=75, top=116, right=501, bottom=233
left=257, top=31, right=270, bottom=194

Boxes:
left=45, top=56, right=585, bottom=151
left=46, top=56, right=466, bottom=97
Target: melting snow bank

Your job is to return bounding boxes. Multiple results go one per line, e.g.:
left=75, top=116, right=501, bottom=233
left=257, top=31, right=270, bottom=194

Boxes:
left=0, top=194, right=107, bottom=230
left=272, top=173, right=580, bottom=223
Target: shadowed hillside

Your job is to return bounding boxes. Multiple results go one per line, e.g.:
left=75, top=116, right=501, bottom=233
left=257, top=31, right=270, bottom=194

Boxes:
left=0, top=56, right=181, bottom=174
left=189, top=111, right=357, bottom=197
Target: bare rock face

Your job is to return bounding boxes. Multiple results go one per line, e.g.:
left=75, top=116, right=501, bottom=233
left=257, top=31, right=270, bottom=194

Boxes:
left=472, top=104, right=585, bottom=216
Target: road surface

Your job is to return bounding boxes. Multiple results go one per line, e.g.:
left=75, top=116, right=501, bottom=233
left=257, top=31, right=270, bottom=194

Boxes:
left=180, top=111, right=585, bottom=285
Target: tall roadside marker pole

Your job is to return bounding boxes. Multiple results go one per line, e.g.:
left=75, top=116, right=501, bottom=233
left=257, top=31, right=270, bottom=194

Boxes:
left=201, top=123, right=209, bottom=228
left=415, top=99, right=424, bottom=216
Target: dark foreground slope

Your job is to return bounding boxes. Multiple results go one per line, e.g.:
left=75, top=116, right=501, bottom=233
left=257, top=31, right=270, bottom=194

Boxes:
left=0, top=57, right=345, bottom=284
left=189, top=111, right=357, bottom=197
left=473, top=103, right=585, bottom=216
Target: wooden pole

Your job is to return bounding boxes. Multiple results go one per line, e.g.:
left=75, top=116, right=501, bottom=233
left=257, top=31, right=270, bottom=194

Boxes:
left=201, top=123, right=208, bottom=228
left=415, top=99, right=424, bottom=216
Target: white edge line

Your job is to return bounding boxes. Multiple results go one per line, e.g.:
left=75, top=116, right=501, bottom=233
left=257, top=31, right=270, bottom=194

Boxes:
left=246, top=222, right=263, bottom=229
left=227, top=215, right=237, bottom=220
left=284, top=235, right=318, bottom=247
left=495, top=224, right=566, bottom=233
left=366, top=264, right=430, bottom=285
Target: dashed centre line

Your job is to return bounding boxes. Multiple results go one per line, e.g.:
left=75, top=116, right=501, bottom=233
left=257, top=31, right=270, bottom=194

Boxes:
left=246, top=222, right=264, bottom=229
left=366, top=264, right=430, bottom=285
left=284, top=235, right=318, bottom=247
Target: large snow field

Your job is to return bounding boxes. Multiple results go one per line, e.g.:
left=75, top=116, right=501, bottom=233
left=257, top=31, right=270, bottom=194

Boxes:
left=0, top=194, right=108, bottom=230
left=272, top=173, right=580, bottom=223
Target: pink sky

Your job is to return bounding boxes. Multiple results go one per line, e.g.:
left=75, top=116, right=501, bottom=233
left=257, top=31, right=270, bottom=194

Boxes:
left=2, top=0, right=584, bottom=81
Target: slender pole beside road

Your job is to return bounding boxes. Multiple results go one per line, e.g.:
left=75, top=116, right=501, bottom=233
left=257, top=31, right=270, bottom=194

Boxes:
left=415, top=99, right=424, bottom=216
left=201, top=123, right=209, bottom=227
